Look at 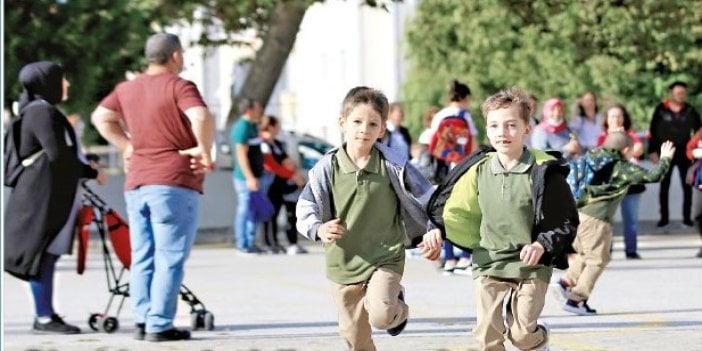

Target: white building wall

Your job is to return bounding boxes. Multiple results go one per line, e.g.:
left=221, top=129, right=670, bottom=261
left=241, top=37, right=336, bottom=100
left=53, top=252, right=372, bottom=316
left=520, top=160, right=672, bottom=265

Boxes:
left=173, top=1, right=419, bottom=145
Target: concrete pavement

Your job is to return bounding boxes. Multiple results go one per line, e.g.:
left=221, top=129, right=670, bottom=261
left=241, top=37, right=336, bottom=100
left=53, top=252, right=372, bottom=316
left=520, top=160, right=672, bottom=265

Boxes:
left=3, top=231, right=702, bottom=351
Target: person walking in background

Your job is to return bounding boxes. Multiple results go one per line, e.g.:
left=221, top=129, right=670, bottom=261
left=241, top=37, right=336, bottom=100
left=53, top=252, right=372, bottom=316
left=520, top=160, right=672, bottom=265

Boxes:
left=382, top=102, right=412, bottom=159
left=92, top=33, right=214, bottom=342
left=418, top=105, right=440, bottom=146
left=685, top=129, right=702, bottom=258
left=556, top=132, right=674, bottom=315
left=4, top=61, right=105, bottom=334
left=596, top=104, right=646, bottom=259
left=439, top=87, right=578, bottom=350
left=296, top=86, right=441, bottom=350
left=531, top=98, right=582, bottom=159
left=570, top=91, right=604, bottom=153
left=429, top=79, right=480, bottom=181
left=648, top=81, right=701, bottom=228
left=259, top=115, right=307, bottom=255
left=230, top=98, right=266, bottom=254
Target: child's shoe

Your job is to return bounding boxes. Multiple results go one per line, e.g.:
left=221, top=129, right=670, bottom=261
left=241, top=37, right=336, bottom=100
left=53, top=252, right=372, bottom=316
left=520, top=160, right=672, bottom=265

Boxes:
left=386, top=288, right=407, bottom=336
left=442, top=260, right=457, bottom=276
left=563, top=299, right=597, bottom=316
left=453, top=257, right=472, bottom=276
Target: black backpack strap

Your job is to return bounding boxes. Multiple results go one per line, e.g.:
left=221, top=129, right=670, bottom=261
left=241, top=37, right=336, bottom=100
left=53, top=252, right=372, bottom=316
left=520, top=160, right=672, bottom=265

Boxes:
left=426, top=146, right=494, bottom=232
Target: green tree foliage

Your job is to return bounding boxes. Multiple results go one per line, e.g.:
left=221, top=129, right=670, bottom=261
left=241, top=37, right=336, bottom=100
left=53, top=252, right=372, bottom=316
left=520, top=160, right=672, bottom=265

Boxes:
left=4, top=0, right=156, bottom=144
left=403, top=0, right=702, bottom=139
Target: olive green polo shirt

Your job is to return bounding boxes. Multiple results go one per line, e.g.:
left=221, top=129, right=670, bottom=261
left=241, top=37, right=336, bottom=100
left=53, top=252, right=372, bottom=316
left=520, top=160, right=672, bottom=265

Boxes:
left=326, top=146, right=405, bottom=284
left=472, top=151, right=552, bottom=283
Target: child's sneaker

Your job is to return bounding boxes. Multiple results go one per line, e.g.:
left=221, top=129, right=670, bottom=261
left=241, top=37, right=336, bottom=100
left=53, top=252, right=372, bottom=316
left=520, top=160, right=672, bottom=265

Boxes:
left=442, top=260, right=457, bottom=275
left=563, top=299, right=597, bottom=316
left=551, top=279, right=569, bottom=302
left=386, top=287, right=407, bottom=336
left=453, top=257, right=472, bottom=276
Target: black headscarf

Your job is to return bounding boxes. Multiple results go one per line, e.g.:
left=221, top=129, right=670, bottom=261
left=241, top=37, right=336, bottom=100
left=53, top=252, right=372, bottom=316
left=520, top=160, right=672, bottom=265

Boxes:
left=18, top=61, right=64, bottom=110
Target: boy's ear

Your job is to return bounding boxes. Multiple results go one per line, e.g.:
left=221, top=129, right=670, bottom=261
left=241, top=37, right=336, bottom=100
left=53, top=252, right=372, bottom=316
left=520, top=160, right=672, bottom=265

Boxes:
left=338, top=115, right=345, bottom=128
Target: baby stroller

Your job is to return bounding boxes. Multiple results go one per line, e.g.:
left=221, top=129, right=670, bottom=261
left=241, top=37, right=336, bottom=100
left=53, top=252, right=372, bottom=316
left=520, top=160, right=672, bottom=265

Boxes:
left=76, top=182, right=215, bottom=333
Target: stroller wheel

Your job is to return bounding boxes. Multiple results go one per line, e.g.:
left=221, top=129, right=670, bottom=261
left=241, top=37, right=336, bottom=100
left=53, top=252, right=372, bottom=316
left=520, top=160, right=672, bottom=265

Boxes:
left=204, top=311, right=215, bottom=331
left=190, top=311, right=204, bottom=330
left=100, top=316, right=119, bottom=333
left=88, top=313, right=102, bottom=331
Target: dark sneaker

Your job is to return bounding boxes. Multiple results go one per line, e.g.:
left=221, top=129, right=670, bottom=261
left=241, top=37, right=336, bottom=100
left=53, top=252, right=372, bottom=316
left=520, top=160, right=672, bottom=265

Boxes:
left=696, top=247, right=702, bottom=258
left=683, top=219, right=695, bottom=227
left=145, top=328, right=191, bottom=342
left=563, top=299, right=597, bottom=316
left=625, top=252, right=642, bottom=259
left=387, top=288, right=407, bottom=336
left=134, top=323, right=145, bottom=340
left=33, top=314, right=81, bottom=334
left=656, top=219, right=669, bottom=228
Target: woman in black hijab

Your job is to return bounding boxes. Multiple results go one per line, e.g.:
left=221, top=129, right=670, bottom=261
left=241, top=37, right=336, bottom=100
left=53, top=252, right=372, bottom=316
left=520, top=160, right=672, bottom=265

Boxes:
left=4, top=61, right=103, bottom=334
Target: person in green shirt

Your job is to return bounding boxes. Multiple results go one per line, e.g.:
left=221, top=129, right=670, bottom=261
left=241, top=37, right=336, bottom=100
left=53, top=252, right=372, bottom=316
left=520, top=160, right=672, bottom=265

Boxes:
left=296, top=86, right=441, bottom=351
left=439, top=87, right=579, bottom=351
left=555, top=131, right=675, bottom=315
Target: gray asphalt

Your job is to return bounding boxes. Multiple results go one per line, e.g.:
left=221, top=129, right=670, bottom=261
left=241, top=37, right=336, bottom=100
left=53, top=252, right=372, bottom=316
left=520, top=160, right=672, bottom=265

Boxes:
left=3, top=231, right=702, bottom=351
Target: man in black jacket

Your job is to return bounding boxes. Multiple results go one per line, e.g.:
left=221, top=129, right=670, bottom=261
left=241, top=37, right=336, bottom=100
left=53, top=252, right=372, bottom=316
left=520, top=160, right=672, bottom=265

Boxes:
left=648, top=81, right=701, bottom=227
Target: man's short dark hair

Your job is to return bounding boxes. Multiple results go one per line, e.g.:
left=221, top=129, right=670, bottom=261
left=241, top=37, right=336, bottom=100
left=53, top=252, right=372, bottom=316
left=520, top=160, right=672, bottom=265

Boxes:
left=145, top=33, right=182, bottom=64
left=668, top=81, right=688, bottom=90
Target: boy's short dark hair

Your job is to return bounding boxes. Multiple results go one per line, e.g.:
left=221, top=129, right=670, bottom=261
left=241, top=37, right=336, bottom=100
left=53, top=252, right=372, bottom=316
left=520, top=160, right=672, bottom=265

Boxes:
left=481, top=87, right=531, bottom=123
left=668, top=81, right=687, bottom=90
left=340, top=86, right=389, bottom=122
left=602, top=131, right=633, bottom=150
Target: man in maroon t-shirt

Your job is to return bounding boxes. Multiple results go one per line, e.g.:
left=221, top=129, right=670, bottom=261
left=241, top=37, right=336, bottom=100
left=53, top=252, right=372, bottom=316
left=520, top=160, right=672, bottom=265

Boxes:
left=91, top=33, right=214, bottom=342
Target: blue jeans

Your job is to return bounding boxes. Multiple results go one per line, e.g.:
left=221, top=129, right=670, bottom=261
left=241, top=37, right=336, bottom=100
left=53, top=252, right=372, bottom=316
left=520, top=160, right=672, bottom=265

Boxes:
left=29, top=252, right=59, bottom=317
left=125, top=185, right=200, bottom=333
left=620, top=193, right=641, bottom=254
left=443, top=241, right=471, bottom=260
left=233, top=176, right=262, bottom=250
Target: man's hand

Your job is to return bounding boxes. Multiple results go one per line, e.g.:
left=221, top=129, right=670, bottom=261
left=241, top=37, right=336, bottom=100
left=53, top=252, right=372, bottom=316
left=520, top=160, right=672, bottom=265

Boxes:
left=317, top=218, right=345, bottom=244
left=659, top=140, right=676, bottom=160
left=292, top=173, right=306, bottom=187
left=520, top=242, right=545, bottom=266
left=179, top=146, right=213, bottom=174
left=417, top=229, right=443, bottom=261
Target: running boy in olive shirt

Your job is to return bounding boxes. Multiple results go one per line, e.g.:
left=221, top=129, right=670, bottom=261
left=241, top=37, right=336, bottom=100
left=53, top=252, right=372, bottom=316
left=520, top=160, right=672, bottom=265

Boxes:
left=439, top=88, right=579, bottom=351
left=296, top=87, right=441, bottom=351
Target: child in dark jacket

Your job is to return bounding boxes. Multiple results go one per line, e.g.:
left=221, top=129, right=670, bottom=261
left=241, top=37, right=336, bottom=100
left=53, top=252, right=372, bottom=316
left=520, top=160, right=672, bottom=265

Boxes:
left=436, top=88, right=578, bottom=351
left=556, top=131, right=674, bottom=315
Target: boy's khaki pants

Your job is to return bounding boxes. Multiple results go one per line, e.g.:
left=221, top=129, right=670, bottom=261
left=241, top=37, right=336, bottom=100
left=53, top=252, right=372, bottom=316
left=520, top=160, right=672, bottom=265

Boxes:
left=474, top=276, right=549, bottom=351
left=330, top=268, right=407, bottom=351
left=565, top=212, right=612, bottom=301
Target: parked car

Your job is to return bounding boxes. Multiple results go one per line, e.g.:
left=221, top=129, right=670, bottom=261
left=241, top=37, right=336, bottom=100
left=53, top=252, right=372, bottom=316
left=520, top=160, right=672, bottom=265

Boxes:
left=215, top=130, right=334, bottom=174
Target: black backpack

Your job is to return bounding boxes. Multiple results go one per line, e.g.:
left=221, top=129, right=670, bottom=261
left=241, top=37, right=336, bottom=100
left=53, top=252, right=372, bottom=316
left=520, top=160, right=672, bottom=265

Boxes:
left=3, top=100, right=46, bottom=187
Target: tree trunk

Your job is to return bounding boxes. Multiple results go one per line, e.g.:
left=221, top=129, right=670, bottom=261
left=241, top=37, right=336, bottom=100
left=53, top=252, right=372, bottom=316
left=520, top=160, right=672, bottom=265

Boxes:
left=226, top=0, right=309, bottom=125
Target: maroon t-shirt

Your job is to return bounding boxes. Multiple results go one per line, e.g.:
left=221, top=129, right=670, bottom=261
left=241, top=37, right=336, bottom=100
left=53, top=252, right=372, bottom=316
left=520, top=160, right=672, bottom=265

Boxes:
left=100, top=72, right=207, bottom=193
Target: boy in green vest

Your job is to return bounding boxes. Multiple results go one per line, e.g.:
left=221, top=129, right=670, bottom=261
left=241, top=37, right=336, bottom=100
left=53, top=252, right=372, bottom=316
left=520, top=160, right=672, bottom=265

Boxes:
left=438, top=87, right=579, bottom=350
left=296, top=86, right=441, bottom=351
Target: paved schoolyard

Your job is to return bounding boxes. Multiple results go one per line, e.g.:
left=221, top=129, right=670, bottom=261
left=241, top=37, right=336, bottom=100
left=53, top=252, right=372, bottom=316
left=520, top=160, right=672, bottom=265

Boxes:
left=3, top=232, right=701, bottom=351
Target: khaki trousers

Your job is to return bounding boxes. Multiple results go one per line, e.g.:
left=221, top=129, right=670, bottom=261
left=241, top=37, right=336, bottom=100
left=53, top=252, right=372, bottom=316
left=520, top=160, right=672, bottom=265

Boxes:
left=330, top=268, right=408, bottom=351
left=565, top=212, right=612, bottom=301
left=474, top=276, right=549, bottom=351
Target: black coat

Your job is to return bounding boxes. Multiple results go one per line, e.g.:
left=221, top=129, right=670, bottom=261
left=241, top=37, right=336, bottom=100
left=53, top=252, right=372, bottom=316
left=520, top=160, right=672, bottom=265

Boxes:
left=4, top=62, right=97, bottom=280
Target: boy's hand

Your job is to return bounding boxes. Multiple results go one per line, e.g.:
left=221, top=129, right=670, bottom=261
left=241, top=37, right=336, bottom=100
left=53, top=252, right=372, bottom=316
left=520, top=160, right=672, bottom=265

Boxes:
left=417, top=229, right=443, bottom=261
left=659, top=141, right=676, bottom=159
left=318, top=218, right=345, bottom=243
left=520, top=242, right=545, bottom=266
